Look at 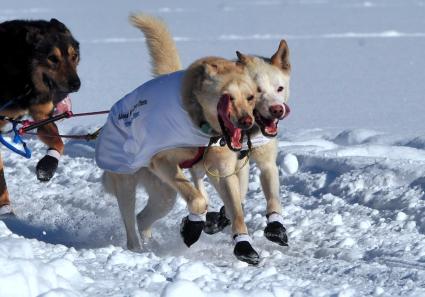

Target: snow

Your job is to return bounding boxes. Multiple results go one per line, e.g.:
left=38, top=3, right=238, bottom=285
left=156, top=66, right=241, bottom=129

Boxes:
left=1, top=0, right=425, bottom=296
left=280, top=153, right=299, bottom=175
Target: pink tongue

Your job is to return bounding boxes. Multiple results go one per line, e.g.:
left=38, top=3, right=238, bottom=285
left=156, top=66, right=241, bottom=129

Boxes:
left=217, top=94, right=242, bottom=148
left=265, top=121, right=278, bottom=135
left=54, top=95, right=72, bottom=116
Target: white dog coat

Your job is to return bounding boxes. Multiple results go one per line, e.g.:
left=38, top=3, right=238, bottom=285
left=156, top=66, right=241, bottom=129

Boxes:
left=95, top=71, right=212, bottom=174
left=95, top=70, right=272, bottom=174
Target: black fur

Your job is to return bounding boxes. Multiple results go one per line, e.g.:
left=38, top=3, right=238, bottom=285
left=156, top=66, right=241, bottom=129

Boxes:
left=0, top=18, right=80, bottom=110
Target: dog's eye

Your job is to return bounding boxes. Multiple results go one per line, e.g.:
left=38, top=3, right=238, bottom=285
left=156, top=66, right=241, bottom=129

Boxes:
left=277, top=86, right=284, bottom=92
left=71, top=54, right=79, bottom=62
left=247, top=95, right=254, bottom=101
left=48, top=55, right=59, bottom=64
left=257, top=87, right=262, bottom=93
left=229, top=96, right=235, bottom=101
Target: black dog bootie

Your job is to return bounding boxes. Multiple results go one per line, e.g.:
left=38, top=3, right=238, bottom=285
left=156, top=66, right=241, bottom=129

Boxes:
left=204, top=206, right=231, bottom=234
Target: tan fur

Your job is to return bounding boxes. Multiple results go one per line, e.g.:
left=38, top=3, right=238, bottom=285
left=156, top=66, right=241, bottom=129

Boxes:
left=181, top=57, right=256, bottom=132
left=130, top=14, right=182, bottom=75
left=102, top=15, right=257, bottom=250
left=103, top=14, right=294, bottom=253
left=29, top=102, right=64, bottom=154
left=0, top=155, right=10, bottom=207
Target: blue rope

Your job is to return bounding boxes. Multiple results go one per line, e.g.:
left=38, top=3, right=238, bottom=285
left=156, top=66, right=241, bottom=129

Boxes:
left=0, top=121, right=32, bottom=159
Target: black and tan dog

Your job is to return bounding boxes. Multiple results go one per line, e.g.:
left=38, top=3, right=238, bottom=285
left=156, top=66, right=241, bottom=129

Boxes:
left=0, top=18, right=80, bottom=216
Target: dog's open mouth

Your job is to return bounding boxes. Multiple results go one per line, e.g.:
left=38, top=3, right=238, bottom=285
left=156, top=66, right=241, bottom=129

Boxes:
left=217, top=94, right=243, bottom=151
left=254, top=110, right=279, bottom=137
left=254, top=103, right=290, bottom=137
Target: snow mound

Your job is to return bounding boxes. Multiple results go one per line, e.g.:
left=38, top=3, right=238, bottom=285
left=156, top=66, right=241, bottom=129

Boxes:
left=0, top=222, right=87, bottom=297
left=280, top=153, right=299, bottom=175
left=333, top=129, right=384, bottom=146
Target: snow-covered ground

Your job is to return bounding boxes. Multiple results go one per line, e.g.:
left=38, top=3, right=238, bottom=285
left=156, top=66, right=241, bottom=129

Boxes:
left=1, top=0, right=425, bottom=296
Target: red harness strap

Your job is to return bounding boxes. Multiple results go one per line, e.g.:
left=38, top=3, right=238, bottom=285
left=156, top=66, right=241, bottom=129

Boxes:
left=179, top=147, right=206, bottom=169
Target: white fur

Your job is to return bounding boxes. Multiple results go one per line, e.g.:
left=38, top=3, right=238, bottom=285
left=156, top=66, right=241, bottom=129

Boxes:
left=248, top=57, right=290, bottom=119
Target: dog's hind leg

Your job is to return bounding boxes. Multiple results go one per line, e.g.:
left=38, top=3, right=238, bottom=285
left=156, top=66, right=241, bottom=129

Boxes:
left=103, top=172, right=141, bottom=251
left=136, top=168, right=177, bottom=241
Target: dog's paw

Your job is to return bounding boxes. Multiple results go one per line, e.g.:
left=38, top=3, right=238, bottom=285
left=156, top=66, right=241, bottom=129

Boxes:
left=204, top=206, right=230, bottom=235
left=36, top=154, right=59, bottom=182
left=264, top=221, right=288, bottom=246
left=180, top=216, right=205, bottom=247
left=233, top=238, right=260, bottom=265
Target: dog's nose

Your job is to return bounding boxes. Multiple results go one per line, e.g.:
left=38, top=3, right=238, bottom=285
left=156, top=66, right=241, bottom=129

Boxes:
left=237, top=115, right=253, bottom=129
left=68, top=77, right=81, bottom=91
left=269, top=105, right=284, bottom=119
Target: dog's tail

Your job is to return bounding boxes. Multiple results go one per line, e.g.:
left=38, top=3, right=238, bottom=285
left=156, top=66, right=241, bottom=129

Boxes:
left=130, top=13, right=182, bottom=76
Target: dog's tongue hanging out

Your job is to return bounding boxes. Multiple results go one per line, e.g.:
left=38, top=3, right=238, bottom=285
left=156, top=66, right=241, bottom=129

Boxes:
left=254, top=103, right=290, bottom=137
left=53, top=95, right=72, bottom=116
left=217, top=94, right=242, bottom=150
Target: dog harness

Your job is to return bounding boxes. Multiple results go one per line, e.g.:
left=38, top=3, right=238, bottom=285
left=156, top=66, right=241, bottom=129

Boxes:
left=95, top=71, right=213, bottom=174
left=95, top=70, right=273, bottom=174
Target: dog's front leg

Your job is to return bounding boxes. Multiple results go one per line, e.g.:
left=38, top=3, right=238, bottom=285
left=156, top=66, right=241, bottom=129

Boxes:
left=0, top=153, right=11, bottom=214
left=204, top=147, right=260, bottom=265
left=150, top=151, right=208, bottom=247
left=189, top=166, right=209, bottom=204
left=251, top=138, right=287, bottom=246
left=251, top=138, right=281, bottom=214
left=29, top=102, right=64, bottom=182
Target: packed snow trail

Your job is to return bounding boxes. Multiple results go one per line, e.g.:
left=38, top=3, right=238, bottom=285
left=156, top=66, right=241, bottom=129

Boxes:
left=1, top=128, right=425, bottom=296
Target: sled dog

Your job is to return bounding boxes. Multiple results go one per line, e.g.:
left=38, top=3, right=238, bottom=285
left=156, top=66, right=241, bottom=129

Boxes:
left=203, top=42, right=292, bottom=248
left=97, top=15, right=258, bottom=254
left=0, top=18, right=80, bottom=216
left=110, top=14, right=291, bottom=265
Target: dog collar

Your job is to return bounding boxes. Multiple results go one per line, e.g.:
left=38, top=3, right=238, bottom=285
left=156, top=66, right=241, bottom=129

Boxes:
left=200, top=122, right=214, bottom=135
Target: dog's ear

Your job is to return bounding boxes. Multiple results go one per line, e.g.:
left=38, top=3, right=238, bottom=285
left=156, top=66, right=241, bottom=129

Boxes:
left=236, top=51, right=256, bottom=66
left=271, top=40, right=290, bottom=71
left=236, top=51, right=248, bottom=64
left=49, top=18, right=70, bottom=34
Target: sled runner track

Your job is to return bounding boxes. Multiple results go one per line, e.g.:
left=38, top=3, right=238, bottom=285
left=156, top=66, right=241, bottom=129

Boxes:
left=376, top=257, right=425, bottom=271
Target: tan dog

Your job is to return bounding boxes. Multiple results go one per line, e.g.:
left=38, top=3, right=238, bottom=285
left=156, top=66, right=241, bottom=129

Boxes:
left=124, top=14, right=292, bottom=265
left=98, top=14, right=257, bottom=257
left=203, top=43, right=292, bottom=247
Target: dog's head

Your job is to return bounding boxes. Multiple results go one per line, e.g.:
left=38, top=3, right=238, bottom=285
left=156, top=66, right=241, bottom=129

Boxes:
left=236, top=40, right=291, bottom=137
left=191, top=58, right=258, bottom=151
left=27, top=18, right=80, bottom=103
